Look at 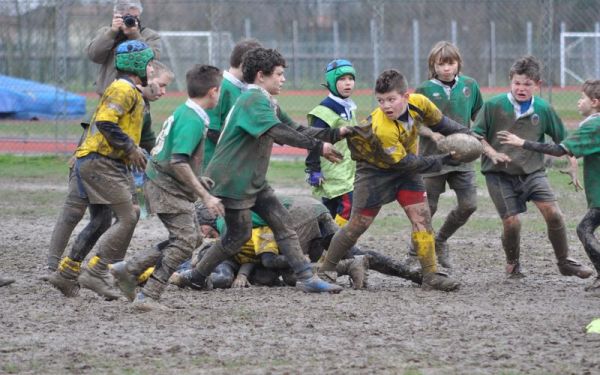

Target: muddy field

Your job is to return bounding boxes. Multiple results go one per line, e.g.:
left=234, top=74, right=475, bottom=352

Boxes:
left=2, top=174, right=600, bottom=375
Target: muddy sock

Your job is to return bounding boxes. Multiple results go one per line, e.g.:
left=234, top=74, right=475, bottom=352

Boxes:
left=502, top=224, right=521, bottom=265
left=57, top=257, right=81, bottom=279
left=69, top=204, right=112, bottom=261
left=193, top=241, right=231, bottom=279
left=47, top=203, right=87, bottom=270
left=86, top=255, right=110, bottom=276
left=357, top=248, right=416, bottom=281
left=548, top=222, right=570, bottom=262
left=275, top=235, right=311, bottom=278
left=320, top=228, right=356, bottom=272
left=577, top=209, right=600, bottom=273
left=142, top=276, right=166, bottom=300
left=126, top=242, right=165, bottom=277
left=413, top=231, right=437, bottom=275
left=437, top=190, right=477, bottom=243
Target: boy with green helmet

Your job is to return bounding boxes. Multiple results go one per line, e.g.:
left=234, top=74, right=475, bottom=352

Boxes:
left=305, top=59, right=358, bottom=227
left=48, top=40, right=154, bottom=300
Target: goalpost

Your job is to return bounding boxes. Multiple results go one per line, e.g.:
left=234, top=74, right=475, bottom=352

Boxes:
left=560, top=32, right=600, bottom=88
left=159, top=31, right=234, bottom=91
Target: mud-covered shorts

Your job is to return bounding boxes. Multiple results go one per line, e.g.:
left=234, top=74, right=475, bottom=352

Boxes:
left=424, top=170, right=476, bottom=196
left=144, top=178, right=195, bottom=214
left=485, top=170, right=556, bottom=219
left=75, top=153, right=134, bottom=205
left=352, top=162, right=425, bottom=210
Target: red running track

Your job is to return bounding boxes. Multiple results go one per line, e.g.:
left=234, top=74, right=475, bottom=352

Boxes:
left=0, top=138, right=308, bottom=156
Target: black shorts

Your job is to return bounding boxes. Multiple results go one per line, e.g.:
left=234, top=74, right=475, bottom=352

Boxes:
left=485, top=171, right=556, bottom=219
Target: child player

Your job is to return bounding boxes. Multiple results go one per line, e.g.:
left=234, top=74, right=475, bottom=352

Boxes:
left=472, top=55, right=592, bottom=279
left=498, top=79, right=600, bottom=291
left=178, top=48, right=347, bottom=293
left=319, top=69, right=470, bottom=291
left=203, top=38, right=263, bottom=170
left=305, top=59, right=357, bottom=227
left=111, top=65, right=225, bottom=310
left=413, top=41, right=483, bottom=268
left=48, top=40, right=154, bottom=299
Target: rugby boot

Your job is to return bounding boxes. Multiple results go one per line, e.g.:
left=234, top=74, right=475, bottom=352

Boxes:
left=175, top=269, right=213, bottom=291
left=110, top=261, right=138, bottom=302
left=78, top=256, right=121, bottom=301
left=585, top=276, right=600, bottom=297
left=336, top=256, right=369, bottom=289
left=168, top=271, right=186, bottom=288
left=296, top=274, right=343, bottom=294
left=435, top=240, right=453, bottom=269
left=132, top=291, right=170, bottom=312
left=47, top=257, right=80, bottom=297
left=414, top=231, right=460, bottom=292
left=0, top=275, right=15, bottom=287
left=505, top=262, right=525, bottom=279
left=557, top=258, right=593, bottom=279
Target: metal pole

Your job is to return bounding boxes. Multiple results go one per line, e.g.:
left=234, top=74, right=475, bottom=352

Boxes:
left=526, top=21, right=532, bottom=55
left=370, top=18, right=379, bottom=85
left=292, top=20, right=299, bottom=88
left=333, top=20, right=339, bottom=59
left=451, top=20, right=457, bottom=46
left=413, top=19, right=420, bottom=86
left=244, top=18, right=252, bottom=39
left=490, top=21, right=496, bottom=87
left=595, top=22, right=600, bottom=78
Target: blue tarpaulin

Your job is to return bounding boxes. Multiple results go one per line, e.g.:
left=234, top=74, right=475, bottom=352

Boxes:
left=0, top=74, right=86, bottom=120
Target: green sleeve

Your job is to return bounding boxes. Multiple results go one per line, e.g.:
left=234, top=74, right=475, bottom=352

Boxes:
left=544, top=107, right=567, bottom=144
left=471, top=102, right=490, bottom=139
left=561, top=122, right=600, bottom=157
left=471, top=82, right=484, bottom=121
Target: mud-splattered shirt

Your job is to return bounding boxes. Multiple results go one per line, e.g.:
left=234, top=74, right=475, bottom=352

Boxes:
left=203, top=72, right=245, bottom=170
left=561, top=114, right=600, bottom=208
left=146, top=99, right=209, bottom=202
left=416, top=75, right=483, bottom=175
left=472, top=93, right=566, bottom=175
left=76, top=79, right=144, bottom=160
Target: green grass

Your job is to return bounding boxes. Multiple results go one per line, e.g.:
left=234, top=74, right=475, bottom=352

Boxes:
left=0, top=88, right=584, bottom=141
left=0, top=154, right=70, bottom=178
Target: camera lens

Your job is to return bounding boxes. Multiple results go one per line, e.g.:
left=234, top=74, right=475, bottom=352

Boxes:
left=123, top=15, right=137, bottom=27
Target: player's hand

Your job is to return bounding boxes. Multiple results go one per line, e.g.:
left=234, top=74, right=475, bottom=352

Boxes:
left=203, top=194, right=224, bottom=217
left=430, top=132, right=445, bottom=144
left=111, top=13, right=124, bottom=32
left=338, top=126, right=352, bottom=138
left=232, top=274, right=251, bottom=288
left=497, top=130, right=525, bottom=147
left=306, top=170, right=324, bottom=187
left=486, top=150, right=511, bottom=165
left=560, top=156, right=583, bottom=192
left=321, top=142, right=343, bottom=163
left=128, top=146, right=147, bottom=172
left=441, top=152, right=461, bottom=166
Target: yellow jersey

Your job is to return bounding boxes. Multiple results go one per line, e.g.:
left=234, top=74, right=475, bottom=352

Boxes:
left=76, top=79, right=144, bottom=160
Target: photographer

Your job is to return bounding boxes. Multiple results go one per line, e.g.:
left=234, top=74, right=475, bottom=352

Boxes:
left=86, top=0, right=161, bottom=96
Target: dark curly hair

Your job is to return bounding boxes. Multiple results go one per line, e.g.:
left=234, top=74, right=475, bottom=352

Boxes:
left=242, top=48, right=287, bottom=84
left=375, top=69, right=408, bottom=94
left=509, top=55, right=541, bottom=82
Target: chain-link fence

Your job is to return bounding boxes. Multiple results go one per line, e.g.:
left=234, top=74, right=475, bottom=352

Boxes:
left=0, top=0, right=598, bottom=154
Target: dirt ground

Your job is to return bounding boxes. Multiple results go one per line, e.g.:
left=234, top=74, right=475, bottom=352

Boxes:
left=2, top=178, right=600, bottom=375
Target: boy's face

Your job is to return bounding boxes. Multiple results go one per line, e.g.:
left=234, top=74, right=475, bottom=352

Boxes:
left=336, top=74, right=355, bottom=98
left=510, top=74, right=539, bottom=102
left=257, top=66, right=285, bottom=96
left=434, top=60, right=459, bottom=82
left=206, top=85, right=221, bottom=109
left=145, top=72, right=172, bottom=102
left=376, top=90, right=410, bottom=120
left=577, top=92, right=599, bottom=117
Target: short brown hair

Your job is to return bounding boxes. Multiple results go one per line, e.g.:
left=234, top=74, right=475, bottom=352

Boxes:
left=229, top=38, right=263, bottom=69
left=582, top=79, right=600, bottom=101
left=148, top=60, right=174, bottom=81
left=186, top=65, right=222, bottom=98
left=427, top=41, right=462, bottom=79
left=509, top=55, right=542, bottom=82
left=375, top=69, right=408, bottom=94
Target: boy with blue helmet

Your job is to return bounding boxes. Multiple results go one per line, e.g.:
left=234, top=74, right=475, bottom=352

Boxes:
left=305, top=59, right=357, bottom=226
left=48, top=40, right=154, bottom=300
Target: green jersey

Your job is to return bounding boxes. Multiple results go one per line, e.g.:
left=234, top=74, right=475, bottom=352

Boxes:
left=203, top=72, right=245, bottom=170
left=561, top=114, right=600, bottom=208
left=472, top=93, right=566, bottom=175
left=147, top=98, right=209, bottom=201
left=415, top=75, right=483, bottom=175
left=205, top=86, right=293, bottom=201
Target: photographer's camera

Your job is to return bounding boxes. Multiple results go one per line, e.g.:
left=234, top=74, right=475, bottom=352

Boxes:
left=123, top=14, right=137, bottom=28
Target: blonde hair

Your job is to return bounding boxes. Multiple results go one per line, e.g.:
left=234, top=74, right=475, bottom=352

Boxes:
left=148, top=60, right=174, bottom=81
left=427, top=41, right=462, bottom=79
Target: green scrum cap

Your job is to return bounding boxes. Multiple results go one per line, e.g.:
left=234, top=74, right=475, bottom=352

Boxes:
left=114, top=40, right=154, bottom=83
left=325, top=59, right=356, bottom=98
